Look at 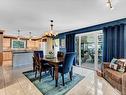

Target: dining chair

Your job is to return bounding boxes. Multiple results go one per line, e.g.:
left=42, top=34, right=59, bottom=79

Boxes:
left=58, top=52, right=76, bottom=86
left=33, top=51, right=44, bottom=72
left=34, top=50, right=50, bottom=66
left=34, top=51, right=44, bottom=58
left=33, top=56, right=52, bottom=81
left=57, top=51, right=65, bottom=58
left=52, top=51, right=65, bottom=80
left=33, top=56, right=36, bottom=71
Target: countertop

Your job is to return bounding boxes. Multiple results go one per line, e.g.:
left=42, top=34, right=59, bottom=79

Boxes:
left=3, top=49, right=36, bottom=53
left=13, top=50, right=33, bottom=54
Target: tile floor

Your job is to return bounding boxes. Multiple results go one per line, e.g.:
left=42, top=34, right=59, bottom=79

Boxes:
left=0, top=64, right=121, bottom=95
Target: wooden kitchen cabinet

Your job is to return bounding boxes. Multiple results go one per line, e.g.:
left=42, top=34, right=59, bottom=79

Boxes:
left=3, top=51, right=12, bottom=61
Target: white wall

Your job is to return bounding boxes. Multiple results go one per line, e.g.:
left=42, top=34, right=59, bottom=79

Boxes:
left=40, top=38, right=59, bottom=57
left=54, top=39, right=59, bottom=57
left=40, top=42, right=47, bottom=56
left=40, top=37, right=54, bottom=56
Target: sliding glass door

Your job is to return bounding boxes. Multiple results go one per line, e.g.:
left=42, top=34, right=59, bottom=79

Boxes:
left=75, top=30, right=103, bottom=70
left=81, top=34, right=95, bottom=69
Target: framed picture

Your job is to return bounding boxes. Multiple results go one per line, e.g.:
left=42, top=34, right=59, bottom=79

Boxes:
left=11, top=39, right=26, bottom=49
left=54, top=39, right=59, bottom=47
left=61, top=39, right=65, bottom=48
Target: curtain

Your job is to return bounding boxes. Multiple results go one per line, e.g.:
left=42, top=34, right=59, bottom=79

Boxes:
left=66, top=34, right=76, bottom=65
left=66, top=34, right=75, bottom=52
left=103, top=24, right=125, bottom=62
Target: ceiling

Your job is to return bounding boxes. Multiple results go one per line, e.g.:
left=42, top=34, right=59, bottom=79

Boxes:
left=0, top=0, right=125, bottom=37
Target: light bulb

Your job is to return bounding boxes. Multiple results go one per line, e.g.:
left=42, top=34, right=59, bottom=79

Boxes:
left=106, top=3, right=110, bottom=7
left=17, top=37, right=20, bottom=40
left=110, top=6, right=114, bottom=10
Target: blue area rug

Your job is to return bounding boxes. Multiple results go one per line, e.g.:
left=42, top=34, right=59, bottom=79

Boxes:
left=23, top=71, right=84, bottom=95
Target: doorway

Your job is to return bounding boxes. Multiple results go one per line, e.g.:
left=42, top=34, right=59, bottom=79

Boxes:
left=75, top=30, right=103, bottom=70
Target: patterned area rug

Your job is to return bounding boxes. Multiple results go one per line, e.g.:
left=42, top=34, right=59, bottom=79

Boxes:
left=23, top=71, right=84, bottom=95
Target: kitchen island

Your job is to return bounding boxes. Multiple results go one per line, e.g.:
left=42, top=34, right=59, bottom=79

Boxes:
left=12, top=50, right=33, bottom=67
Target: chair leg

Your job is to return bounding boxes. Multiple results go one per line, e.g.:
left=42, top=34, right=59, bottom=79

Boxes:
left=39, top=71, right=42, bottom=82
left=49, top=68, right=53, bottom=79
left=35, top=70, right=37, bottom=78
left=45, top=70, right=47, bottom=74
left=69, top=68, right=73, bottom=81
left=52, top=67, right=54, bottom=80
left=55, top=80, right=58, bottom=87
left=62, top=74, right=65, bottom=86
left=69, top=71, right=72, bottom=81
left=49, top=69, right=51, bottom=75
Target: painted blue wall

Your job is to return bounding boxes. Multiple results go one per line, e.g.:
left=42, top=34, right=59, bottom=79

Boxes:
left=58, top=18, right=126, bottom=58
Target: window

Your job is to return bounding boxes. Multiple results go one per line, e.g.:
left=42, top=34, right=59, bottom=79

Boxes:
left=12, top=40, right=26, bottom=49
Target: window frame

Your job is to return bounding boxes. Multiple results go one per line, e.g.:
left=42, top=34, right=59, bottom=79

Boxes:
left=11, top=39, right=26, bottom=49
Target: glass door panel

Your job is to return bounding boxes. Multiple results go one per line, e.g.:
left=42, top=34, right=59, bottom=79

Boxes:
left=98, top=32, right=103, bottom=68
left=75, top=36, right=79, bottom=65
left=81, top=35, right=95, bottom=69
left=75, top=30, right=103, bottom=70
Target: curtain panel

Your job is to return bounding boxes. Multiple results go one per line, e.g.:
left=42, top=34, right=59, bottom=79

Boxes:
left=103, top=24, right=125, bottom=62
left=66, top=34, right=76, bottom=65
left=66, top=34, right=75, bottom=52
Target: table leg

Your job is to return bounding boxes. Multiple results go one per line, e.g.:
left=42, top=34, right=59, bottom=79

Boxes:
left=55, top=65, right=58, bottom=87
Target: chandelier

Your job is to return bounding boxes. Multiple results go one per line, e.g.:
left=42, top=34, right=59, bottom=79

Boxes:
left=106, top=0, right=113, bottom=9
left=29, top=32, right=32, bottom=41
left=17, top=29, right=20, bottom=40
left=43, top=20, right=57, bottom=38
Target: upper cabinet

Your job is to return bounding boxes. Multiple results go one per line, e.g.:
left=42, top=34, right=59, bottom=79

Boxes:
left=3, top=36, right=41, bottom=51
left=3, top=38, right=11, bottom=50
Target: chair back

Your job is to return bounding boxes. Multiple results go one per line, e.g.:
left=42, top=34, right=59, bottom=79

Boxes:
left=63, top=52, right=76, bottom=73
left=32, top=56, right=36, bottom=71
left=33, top=56, right=40, bottom=66
left=34, top=51, right=44, bottom=58
left=57, top=51, right=64, bottom=58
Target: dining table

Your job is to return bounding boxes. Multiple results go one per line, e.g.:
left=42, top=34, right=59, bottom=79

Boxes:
left=40, top=57, right=64, bottom=87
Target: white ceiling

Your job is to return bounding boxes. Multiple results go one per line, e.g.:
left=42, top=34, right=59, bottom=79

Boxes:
left=0, top=0, right=125, bottom=37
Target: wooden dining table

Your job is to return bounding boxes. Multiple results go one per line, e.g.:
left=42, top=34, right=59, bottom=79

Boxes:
left=40, top=57, right=64, bottom=87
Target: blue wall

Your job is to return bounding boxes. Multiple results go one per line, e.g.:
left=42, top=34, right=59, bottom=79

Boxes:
left=57, top=18, right=126, bottom=61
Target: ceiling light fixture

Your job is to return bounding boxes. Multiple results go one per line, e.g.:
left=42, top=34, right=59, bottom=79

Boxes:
left=106, top=0, right=113, bottom=9
left=43, top=20, right=57, bottom=38
left=29, top=32, right=32, bottom=41
left=17, top=29, right=20, bottom=40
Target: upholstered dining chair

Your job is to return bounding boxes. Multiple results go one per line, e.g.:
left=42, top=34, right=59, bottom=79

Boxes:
left=57, top=51, right=65, bottom=58
left=32, top=56, right=36, bottom=71
left=33, top=50, right=49, bottom=68
left=33, top=56, right=52, bottom=81
left=34, top=51, right=44, bottom=58
left=52, top=51, right=65, bottom=80
left=58, top=52, right=76, bottom=86
left=33, top=51, right=44, bottom=72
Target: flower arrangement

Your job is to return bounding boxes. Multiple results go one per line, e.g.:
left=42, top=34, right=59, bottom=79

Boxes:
left=46, top=51, right=54, bottom=59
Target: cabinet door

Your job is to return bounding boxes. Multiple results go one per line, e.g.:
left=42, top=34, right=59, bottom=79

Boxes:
left=0, top=53, right=3, bottom=66
left=3, top=51, right=12, bottom=61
